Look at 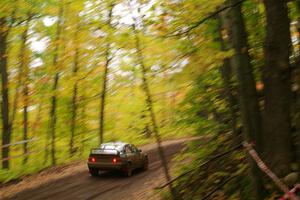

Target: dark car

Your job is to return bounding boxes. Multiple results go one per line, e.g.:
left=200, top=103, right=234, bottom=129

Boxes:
left=87, top=142, right=148, bottom=177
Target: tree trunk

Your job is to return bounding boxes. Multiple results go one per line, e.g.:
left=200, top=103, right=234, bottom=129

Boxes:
left=1, top=6, right=19, bottom=169
left=47, top=74, right=59, bottom=166
left=70, top=22, right=80, bottom=156
left=0, top=17, right=11, bottom=169
left=296, top=70, right=300, bottom=169
left=134, top=29, right=178, bottom=199
left=10, top=14, right=29, bottom=133
left=262, top=0, right=294, bottom=177
left=227, top=0, right=265, bottom=198
left=129, top=2, right=178, bottom=198
left=292, top=0, right=300, bottom=171
left=216, top=14, right=238, bottom=138
left=79, top=92, right=87, bottom=157
left=98, top=4, right=114, bottom=145
left=295, top=0, right=300, bottom=56
left=228, top=0, right=263, bottom=151
left=45, top=3, right=64, bottom=166
left=20, top=15, right=31, bottom=165
left=23, top=83, right=29, bottom=165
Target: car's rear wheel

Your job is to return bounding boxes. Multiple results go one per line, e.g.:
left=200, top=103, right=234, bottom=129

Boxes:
left=89, top=168, right=99, bottom=176
left=143, top=157, right=148, bottom=171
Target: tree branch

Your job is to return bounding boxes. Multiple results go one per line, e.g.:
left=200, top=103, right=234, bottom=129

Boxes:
left=167, top=0, right=246, bottom=37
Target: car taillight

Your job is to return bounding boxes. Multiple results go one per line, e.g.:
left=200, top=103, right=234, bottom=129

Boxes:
left=112, top=157, right=120, bottom=164
left=89, top=157, right=96, bottom=162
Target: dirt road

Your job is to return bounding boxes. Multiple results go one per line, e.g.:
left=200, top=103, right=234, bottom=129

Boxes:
left=1, top=137, right=199, bottom=200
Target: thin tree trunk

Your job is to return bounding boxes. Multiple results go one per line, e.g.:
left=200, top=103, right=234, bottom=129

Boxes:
left=98, top=47, right=111, bottom=144
left=227, top=0, right=265, bottom=198
left=0, top=4, right=19, bottom=169
left=262, top=0, right=294, bottom=177
left=45, top=3, right=64, bottom=166
left=133, top=28, right=178, bottom=200
left=10, top=8, right=23, bottom=130
left=20, top=14, right=31, bottom=165
left=98, top=4, right=114, bottom=145
left=129, top=2, right=178, bottom=198
left=0, top=17, right=11, bottom=169
left=70, top=22, right=81, bottom=156
left=79, top=93, right=87, bottom=157
left=23, top=84, right=29, bottom=165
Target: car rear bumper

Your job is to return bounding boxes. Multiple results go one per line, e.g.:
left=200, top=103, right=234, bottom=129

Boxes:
left=87, top=162, right=125, bottom=171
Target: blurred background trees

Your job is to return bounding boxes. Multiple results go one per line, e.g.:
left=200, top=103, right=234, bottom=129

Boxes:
left=1, top=0, right=300, bottom=199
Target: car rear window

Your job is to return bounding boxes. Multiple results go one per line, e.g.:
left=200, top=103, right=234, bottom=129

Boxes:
left=98, top=144, right=124, bottom=152
left=101, top=145, right=116, bottom=150
left=91, top=149, right=119, bottom=155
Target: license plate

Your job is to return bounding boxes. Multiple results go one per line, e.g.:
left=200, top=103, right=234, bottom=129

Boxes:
left=91, top=149, right=103, bottom=154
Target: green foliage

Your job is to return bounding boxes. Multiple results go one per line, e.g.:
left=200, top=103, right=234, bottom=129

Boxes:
left=0, top=0, right=191, bottom=183
left=1, top=1, right=298, bottom=200
left=177, top=65, right=228, bottom=136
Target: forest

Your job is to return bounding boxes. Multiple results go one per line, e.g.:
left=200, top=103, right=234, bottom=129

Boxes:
left=0, top=0, right=300, bottom=199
